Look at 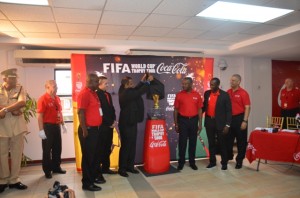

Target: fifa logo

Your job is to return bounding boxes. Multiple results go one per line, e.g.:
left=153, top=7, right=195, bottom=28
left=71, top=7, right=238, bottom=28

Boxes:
left=167, top=94, right=175, bottom=106
left=165, top=94, right=176, bottom=111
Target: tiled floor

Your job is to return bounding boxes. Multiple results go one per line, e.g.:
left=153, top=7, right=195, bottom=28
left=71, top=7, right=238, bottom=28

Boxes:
left=1, top=156, right=300, bottom=198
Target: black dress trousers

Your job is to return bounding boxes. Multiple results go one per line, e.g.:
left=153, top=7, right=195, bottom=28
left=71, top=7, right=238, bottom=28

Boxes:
left=42, top=123, right=62, bottom=174
left=78, top=125, right=101, bottom=187
left=178, top=116, right=198, bottom=166
left=205, top=117, right=228, bottom=165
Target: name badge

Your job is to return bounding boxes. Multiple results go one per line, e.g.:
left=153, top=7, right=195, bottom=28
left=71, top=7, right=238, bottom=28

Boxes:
left=99, top=108, right=103, bottom=116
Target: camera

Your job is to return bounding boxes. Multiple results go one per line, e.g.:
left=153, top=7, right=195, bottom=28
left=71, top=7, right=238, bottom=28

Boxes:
left=48, top=181, right=69, bottom=198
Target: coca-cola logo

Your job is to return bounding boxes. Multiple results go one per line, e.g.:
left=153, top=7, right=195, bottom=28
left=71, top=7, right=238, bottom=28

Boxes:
left=156, top=63, right=187, bottom=74
left=149, top=141, right=167, bottom=148
left=294, top=152, right=300, bottom=161
left=247, top=143, right=256, bottom=155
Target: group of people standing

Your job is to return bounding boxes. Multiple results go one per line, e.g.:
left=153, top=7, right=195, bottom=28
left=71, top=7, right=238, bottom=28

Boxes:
left=0, top=69, right=154, bottom=193
left=0, top=66, right=298, bottom=194
left=174, top=74, right=251, bottom=171
left=77, top=73, right=153, bottom=191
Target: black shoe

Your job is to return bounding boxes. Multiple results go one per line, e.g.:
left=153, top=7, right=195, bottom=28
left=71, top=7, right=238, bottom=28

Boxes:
left=126, top=168, right=139, bottom=174
left=118, top=170, right=129, bottom=177
left=221, top=165, right=228, bottom=170
left=235, top=163, right=243, bottom=169
left=53, top=168, right=66, bottom=174
left=8, top=182, right=28, bottom=190
left=95, top=175, right=106, bottom=184
left=190, top=164, right=198, bottom=170
left=0, top=184, right=7, bottom=193
left=177, top=164, right=184, bottom=170
left=206, top=163, right=216, bottom=168
left=45, top=173, right=52, bottom=179
left=82, top=184, right=102, bottom=191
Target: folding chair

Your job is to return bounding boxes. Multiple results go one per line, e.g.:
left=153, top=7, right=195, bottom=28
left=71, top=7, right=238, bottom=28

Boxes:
left=286, top=117, right=299, bottom=129
left=266, top=116, right=284, bottom=129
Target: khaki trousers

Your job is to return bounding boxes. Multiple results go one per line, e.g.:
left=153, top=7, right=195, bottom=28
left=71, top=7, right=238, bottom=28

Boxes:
left=0, top=133, right=24, bottom=184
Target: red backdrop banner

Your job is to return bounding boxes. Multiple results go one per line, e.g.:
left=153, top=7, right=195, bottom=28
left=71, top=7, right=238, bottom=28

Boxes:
left=272, top=60, right=300, bottom=116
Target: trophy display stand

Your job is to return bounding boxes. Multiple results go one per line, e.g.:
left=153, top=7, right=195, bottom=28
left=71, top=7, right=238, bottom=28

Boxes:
left=143, top=94, right=170, bottom=174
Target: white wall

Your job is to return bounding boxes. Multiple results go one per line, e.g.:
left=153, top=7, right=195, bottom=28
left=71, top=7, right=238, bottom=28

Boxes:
left=1, top=48, right=272, bottom=161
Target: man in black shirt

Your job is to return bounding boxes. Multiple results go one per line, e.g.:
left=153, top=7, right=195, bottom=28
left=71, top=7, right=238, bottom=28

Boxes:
left=118, top=74, right=153, bottom=177
left=96, top=76, right=118, bottom=180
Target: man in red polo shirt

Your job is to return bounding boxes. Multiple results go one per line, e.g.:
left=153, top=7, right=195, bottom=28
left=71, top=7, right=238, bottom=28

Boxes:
left=280, top=78, right=300, bottom=129
left=77, top=73, right=103, bottom=191
left=202, top=78, right=232, bottom=170
left=227, top=74, right=251, bottom=169
left=174, top=77, right=203, bottom=171
left=37, top=80, right=67, bottom=179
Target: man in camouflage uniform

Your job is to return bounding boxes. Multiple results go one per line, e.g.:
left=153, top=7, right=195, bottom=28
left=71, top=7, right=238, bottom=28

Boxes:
left=0, top=68, right=28, bottom=193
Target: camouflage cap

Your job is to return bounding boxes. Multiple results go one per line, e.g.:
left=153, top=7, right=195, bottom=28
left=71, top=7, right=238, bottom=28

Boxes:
left=1, top=68, right=18, bottom=77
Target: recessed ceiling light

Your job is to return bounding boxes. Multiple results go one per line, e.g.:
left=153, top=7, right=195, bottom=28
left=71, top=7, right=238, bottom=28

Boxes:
left=196, top=1, right=293, bottom=23
left=0, top=0, right=48, bottom=6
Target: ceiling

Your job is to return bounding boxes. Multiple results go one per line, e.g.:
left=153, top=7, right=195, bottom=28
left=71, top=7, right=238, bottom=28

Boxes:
left=0, top=0, right=300, bottom=60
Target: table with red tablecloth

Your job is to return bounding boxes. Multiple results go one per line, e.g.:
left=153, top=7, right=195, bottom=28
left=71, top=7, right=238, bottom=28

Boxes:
left=246, top=130, right=300, bottom=171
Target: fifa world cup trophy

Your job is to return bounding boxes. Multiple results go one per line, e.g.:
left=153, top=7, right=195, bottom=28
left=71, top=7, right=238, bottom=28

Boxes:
left=146, top=78, right=165, bottom=120
left=153, top=94, right=160, bottom=109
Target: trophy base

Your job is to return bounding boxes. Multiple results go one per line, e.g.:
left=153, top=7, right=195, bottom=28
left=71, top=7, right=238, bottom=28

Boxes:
left=147, top=108, right=165, bottom=120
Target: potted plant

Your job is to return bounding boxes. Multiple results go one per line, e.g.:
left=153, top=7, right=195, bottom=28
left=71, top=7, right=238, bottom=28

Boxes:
left=21, top=93, right=37, bottom=166
left=23, top=93, right=37, bottom=123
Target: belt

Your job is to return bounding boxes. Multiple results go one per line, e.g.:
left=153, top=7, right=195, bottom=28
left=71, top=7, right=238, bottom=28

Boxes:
left=87, top=125, right=100, bottom=130
left=44, top=123, right=59, bottom=126
left=281, top=107, right=299, bottom=110
left=179, top=114, right=198, bottom=119
left=232, top=113, right=244, bottom=117
left=206, top=115, right=215, bottom=119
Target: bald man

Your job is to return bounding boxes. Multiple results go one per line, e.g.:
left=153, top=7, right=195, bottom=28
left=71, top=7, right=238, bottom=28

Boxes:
left=37, top=80, right=67, bottom=179
left=227, top=74, right=251, bottom=169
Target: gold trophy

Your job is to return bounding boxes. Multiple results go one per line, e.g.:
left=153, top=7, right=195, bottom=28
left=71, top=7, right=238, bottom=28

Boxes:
left=153, top=94, right=160, bottom=109
left=146, top=77, right=165, bottom=120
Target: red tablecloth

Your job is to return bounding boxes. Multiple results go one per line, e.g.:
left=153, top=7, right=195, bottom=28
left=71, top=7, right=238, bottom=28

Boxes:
left=246, top=130, right=300, bottom=164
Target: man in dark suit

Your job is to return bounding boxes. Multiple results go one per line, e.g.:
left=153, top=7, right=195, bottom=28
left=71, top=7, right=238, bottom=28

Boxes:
left=202, top=78, right=232, bottom=170
left=118, top=74, right=153, bottom=177
left=96, top=76, right=118, bottom=180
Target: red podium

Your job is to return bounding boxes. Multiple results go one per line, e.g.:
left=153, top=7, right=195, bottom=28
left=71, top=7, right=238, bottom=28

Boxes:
left=143, top=119, right=170, bottom=173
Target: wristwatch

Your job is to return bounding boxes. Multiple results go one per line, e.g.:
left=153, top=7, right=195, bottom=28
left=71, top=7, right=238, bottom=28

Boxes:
left=243, top=120, right=248, bottom=123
